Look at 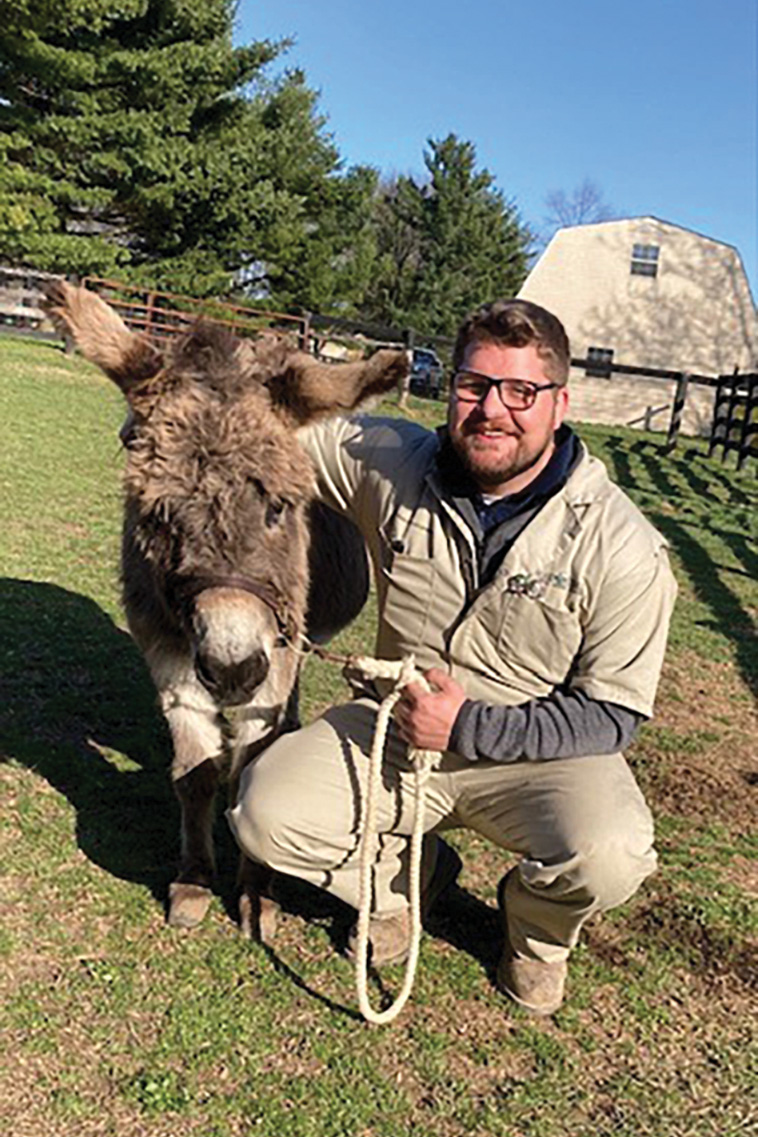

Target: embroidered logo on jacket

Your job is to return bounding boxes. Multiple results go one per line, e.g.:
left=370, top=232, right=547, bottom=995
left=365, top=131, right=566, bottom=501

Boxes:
left=505, top=572, right=568, bottom=599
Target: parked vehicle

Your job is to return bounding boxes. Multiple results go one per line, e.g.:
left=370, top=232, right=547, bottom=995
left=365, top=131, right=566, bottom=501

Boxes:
left=409, top=347, right=444, bottom=398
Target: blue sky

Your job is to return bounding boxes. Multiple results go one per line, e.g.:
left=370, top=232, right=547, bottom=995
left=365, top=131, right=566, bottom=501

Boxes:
left=237, top=0, right=757, bottom=301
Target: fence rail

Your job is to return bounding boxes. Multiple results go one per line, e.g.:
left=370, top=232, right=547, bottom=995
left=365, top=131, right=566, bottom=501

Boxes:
left=82, top=276, right=310, bottom=347
left=7, top=265, right=753, bottom=465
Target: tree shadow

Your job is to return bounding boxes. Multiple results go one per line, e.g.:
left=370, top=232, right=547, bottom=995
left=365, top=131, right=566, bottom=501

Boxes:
left=0, top=578, right=184, bottom=907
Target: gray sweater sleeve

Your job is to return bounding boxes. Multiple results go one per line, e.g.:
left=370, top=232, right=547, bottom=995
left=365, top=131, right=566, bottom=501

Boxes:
left=448, top=690, right=645, bottom=762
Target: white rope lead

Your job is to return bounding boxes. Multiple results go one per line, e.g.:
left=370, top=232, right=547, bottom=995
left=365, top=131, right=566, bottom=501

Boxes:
left=349, top=655, right=441, bottom=1025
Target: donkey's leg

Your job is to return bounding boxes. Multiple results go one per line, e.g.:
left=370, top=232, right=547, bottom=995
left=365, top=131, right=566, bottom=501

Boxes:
left=159, top=670, right=226, bottom=929
left=229, top=726, right=283, bottom=945
left=170, top=757, right=221, bottom=928
left=226, top=658, right=303, bottom=943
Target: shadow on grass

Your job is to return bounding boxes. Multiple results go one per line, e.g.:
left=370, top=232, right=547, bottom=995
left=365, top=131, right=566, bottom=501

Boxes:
left=603, top=438, right=758, bottom=699
left=653, top=515, right=758, bottom=699
left=426, top=884, right=503, bottom=979
left=629, top=886, right=758, bottom=992
left=0, top=577, right=181, bottom=907
left=266, top=871, right=504, bottom=1014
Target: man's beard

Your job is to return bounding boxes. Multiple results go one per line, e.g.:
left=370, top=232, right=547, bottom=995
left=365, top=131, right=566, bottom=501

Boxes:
left=452, top=431, right=552, bottom=490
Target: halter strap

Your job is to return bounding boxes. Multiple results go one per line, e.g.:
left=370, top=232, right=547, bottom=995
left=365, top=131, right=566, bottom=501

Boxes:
left=181, top=574, right=293, bottom=637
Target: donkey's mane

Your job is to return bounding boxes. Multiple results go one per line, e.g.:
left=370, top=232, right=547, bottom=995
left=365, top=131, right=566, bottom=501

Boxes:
left=166, top=324, right=295, bottom=400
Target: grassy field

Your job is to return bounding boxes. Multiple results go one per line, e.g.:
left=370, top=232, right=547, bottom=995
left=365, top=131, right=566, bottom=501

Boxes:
left=1, top=333, right=756, bottom=1137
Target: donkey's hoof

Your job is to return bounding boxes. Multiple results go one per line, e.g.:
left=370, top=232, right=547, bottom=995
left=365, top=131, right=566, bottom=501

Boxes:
left=239, top=891, right=280, bottom=945
left=168, top=881, right=213, bottom=928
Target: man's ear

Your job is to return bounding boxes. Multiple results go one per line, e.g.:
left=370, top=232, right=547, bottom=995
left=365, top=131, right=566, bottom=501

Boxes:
left=554, top=384, right=569, bottom=428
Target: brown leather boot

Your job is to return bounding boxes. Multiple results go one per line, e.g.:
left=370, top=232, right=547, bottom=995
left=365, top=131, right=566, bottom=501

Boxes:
left=495, top=871, right=568, bottom=1015
left=496, top=944, right=568, bottom=1015
left=346, top=837, right=462, bottom=967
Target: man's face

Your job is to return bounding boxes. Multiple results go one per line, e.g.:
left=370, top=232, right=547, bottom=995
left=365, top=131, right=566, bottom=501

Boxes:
left=447, top=340, right=569, bottom=496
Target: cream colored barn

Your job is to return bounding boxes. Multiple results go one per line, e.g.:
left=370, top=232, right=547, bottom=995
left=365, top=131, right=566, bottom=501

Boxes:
left=518, top=217, right=758, bottom=435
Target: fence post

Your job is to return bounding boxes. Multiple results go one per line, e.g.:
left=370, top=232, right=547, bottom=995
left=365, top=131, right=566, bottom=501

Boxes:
left=299, top=312, right=311, bottom=353
left=398, top=328, right=415, bottom=409
left=707, top=376, right=729, bottom=458
left=664, top=373, right=689, bottom=453
left=736, top=374, right=757, bottom=472
left=721, top=371, right=743, bottom=464
left=146, top=291, right=155, bottom=337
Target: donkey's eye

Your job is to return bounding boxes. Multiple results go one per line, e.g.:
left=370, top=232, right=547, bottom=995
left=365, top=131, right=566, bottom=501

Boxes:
left=265, top=499, right=286, bottom=528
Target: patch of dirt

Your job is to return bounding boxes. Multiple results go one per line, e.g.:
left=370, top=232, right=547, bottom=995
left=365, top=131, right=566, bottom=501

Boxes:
left=630, top=652, right=758, bottom=833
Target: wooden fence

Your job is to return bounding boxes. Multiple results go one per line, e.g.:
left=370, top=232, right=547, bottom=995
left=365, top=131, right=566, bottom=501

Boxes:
left=568, top=359, right=715, bottom=452
left=8, top=266, right=754, bottom=463
left=707, top=372, right=758, bottom=471
left=77, top=277, right=454, bottom=372
left=81, top=276, right=310, bottom=348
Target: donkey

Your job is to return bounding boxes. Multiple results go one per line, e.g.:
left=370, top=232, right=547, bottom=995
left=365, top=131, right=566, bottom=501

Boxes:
left=44, top=282, right=407, bottom=940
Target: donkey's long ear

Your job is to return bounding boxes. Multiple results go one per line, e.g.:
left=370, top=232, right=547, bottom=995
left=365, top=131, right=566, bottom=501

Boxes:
left=43, top=281, right=163, bottom=396
left=266, top=348, right=409, bottom=426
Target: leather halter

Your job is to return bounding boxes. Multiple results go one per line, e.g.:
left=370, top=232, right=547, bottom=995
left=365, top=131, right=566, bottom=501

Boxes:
left=182, top=573, right=293, bottom=638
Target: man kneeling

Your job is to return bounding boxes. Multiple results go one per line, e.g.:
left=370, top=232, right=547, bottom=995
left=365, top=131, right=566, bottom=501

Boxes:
left=228, top=299, right=676, bottom=1016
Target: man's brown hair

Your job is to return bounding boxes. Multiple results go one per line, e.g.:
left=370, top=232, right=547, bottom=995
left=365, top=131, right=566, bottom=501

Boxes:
left=452, top=299, right=570, bottom=385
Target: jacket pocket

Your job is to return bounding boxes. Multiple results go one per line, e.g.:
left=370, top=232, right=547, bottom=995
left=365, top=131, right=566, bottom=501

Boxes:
left=378, top=534, right=437, bottom=651
left=498, top=589, right=582, bottom=686
left=469, top=575, right=582, bottom=689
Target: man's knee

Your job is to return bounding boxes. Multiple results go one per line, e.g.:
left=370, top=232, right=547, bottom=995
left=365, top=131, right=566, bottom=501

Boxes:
left=521, top=828, right=657, bottom=913
left=227, top=765, right=296, bottom=869
left=578, top=834, right=656, bottom=910
left=226, top=717, right=358, bottom=875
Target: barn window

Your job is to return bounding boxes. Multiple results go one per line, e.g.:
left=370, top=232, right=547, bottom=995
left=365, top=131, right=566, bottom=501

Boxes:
left=586, top=346, right=614, bottom=378
left=631, top=244, right=660, bottom=277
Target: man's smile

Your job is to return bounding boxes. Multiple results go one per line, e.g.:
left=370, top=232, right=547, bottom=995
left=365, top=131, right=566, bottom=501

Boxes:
left=466, top=424, right=520, bottom=439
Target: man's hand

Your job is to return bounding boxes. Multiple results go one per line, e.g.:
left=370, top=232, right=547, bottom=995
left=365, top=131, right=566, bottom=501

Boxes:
left=393, top=668, right=467, bottom=752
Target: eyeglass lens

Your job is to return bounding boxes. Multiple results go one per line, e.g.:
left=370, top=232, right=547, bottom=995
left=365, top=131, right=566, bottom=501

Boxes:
left=455, top=374, right=536, bottom=409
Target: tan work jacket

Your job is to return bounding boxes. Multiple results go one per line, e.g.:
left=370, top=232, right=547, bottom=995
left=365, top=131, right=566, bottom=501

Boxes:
left=301, top=416, right=677, bottom=716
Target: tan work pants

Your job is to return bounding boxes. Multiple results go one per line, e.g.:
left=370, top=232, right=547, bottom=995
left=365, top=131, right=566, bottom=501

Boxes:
left=228, top=697, right=656, bottom=963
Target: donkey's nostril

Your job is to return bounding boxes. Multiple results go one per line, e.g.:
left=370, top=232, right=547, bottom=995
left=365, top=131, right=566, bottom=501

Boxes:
left=195, top=649, right=270, bottom=705
left=195, top=652, right=220, bottom=693
left=243, top=648, right=270, bottom=692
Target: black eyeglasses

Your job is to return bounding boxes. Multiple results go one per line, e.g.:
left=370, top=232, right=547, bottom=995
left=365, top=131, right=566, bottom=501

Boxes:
left=453, top=370, right=560, bottom=410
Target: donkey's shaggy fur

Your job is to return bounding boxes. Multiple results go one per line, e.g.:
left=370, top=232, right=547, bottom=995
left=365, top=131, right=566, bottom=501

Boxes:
left=45, top=282, right=407, bottom=936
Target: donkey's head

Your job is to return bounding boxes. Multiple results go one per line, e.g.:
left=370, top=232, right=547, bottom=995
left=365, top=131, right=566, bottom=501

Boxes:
left=45, top=282, right=407, bottom=707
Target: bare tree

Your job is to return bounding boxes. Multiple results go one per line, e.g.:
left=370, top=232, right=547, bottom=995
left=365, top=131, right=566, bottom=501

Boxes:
left=533, top=179, right=618, bottom=257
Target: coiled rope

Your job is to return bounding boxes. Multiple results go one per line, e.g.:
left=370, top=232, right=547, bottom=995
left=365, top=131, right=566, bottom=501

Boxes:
left=280, top=638, right=442, bottom=1024
left=345, top=654, right=442, bottom=1025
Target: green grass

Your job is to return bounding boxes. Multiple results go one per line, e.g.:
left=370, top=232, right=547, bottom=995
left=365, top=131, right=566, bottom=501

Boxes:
left=1, top=334, right=757, bottom=1137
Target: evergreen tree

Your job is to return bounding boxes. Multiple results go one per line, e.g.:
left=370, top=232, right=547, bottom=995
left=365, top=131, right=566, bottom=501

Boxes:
left=361, top=174, right=424, bottom=329
left=364, top=135, right=530, bottom=337
left=0, top=0, right=372, bottom=303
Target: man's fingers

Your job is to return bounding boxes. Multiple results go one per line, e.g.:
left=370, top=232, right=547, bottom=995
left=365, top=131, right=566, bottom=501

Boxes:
left=401, top=680, right=425, bottom=705
left=425, top=667, right=452, bottom=691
